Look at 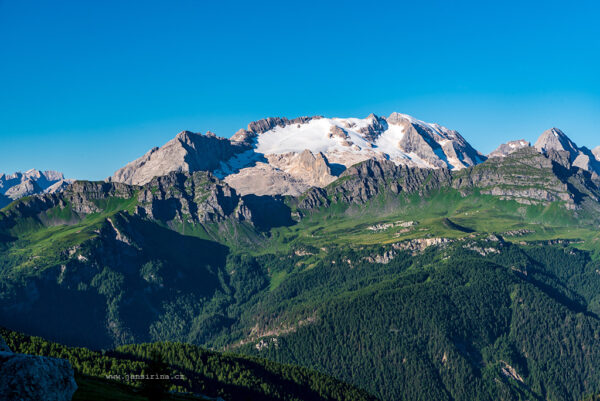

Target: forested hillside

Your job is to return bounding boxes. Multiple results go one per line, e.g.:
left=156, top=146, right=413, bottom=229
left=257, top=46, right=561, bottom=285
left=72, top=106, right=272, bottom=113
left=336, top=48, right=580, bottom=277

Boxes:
left=1, top=327, right=375, bottom=401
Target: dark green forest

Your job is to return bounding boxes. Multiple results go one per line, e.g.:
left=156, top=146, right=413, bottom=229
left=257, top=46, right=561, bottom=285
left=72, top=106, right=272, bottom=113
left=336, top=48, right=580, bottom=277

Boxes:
left=1, top=327, right=375, bottom=401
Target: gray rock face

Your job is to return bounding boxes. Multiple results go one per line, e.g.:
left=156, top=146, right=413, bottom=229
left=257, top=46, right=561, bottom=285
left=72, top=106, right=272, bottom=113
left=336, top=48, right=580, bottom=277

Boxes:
left=297, top=159, right=452, bottom=209
left=386, top=113, right=485, bottom=169
left=453, top=147, right=577, bottom=207
left=297, top=147, right=600, bottom=214
left=4, top=179, right=42, bottom=200
left=0, top=335, right=77, bottom=401
left=137, top=171, right=253, bottom=223
left=534, top=128, right=579, bottom=155
left=488, top=140, right=530, bottom=158
left=230, top=116, right=321, bottom=147
left=111, top=113, right=485, bottom=196
left=0, top=170, right=72, bottom=208
left=111, top=131, right=248, bottom=186
left=355, top=113, right=388, bottom=141
left=223, top=149, right=338, bottom=196
left=593, top=146, right=600, bottom=161
left=534, top=128, right=600, bottom=176
left=224, top=163, right=310, bottom=196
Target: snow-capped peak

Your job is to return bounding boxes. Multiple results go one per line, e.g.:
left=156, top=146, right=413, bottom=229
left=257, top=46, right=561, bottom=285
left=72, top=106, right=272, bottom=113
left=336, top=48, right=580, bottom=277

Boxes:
left=111, top=112, right=486, bottom=196
left=250, top=113, right=483, bottom=172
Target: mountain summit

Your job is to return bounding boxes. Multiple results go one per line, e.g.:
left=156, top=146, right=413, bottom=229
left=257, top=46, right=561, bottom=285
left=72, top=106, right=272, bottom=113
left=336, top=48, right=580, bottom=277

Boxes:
left=111, top=113, right=486, bottom=196
left=0, top=169, right=72, bottom=208
left=534, top=128, right=600, bottom=175
left=488, top=139, right=530, bottom=158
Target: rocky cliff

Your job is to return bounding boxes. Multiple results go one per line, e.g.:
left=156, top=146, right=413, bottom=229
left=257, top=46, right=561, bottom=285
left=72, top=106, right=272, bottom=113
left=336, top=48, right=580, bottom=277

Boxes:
left=534, top=128, right=600, bottom=176
left=593, top=146, right=600, bottom=161
left=297, top=147, right=600, bottom=214
left=111, top=113, right=486, bottom=196
left=111, top=131, right=248, bottom=186
left=488, top=140, right=530, bottom=158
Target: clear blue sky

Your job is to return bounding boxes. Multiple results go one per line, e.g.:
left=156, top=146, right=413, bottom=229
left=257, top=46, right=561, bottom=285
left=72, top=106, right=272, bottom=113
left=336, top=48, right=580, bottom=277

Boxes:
left=1, top=0, right=599, bottom=180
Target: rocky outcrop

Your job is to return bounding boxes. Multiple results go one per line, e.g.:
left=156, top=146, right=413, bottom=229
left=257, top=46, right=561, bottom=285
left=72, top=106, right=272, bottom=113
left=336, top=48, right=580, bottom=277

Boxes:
left=488, top=140, right=530, bottom=158
left=593, top=146, right=600, bottom=161
left=111, top=131, right=248, bottom=186
left=453, top=147, right=576, bottom=207
left=230, top=116, right=320, bottom=146
left=387, top=113, right=485, bottom=169
left=273, top=150, right=335, bottom=186
left=4, top=179, right=42, bottom=200
left=534, top=128, right=600, bottom=176
left=297, top=159, right=451, bottom=209
left=534, top=128, right=579, bottom=155
left=45, top=180, right=72, bottom=194
left=224, top=163, right=310, bottom=196
left=223, top=150, right=337, bottom=196
left=296, top=145, right=600, bottom=213
left=63, top=181, right=137, bottom=214
left=0, top=335, right=77, bottom=401
left=354, top=113, right=388, bottom=142
left=136, top=171, right=253, bottom=223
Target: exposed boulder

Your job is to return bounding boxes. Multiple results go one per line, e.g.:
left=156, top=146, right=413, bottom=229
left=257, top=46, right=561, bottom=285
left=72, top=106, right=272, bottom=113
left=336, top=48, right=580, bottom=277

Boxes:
left=0, top=335, right=77, bottom=401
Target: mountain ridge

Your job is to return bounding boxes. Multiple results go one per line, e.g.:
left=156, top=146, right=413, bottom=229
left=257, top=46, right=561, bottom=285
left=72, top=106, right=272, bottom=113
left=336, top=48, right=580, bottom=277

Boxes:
left=0, top=169, right=72, bottom=209
left=107, top=113, right=600, bottom=200
left=110, top=113, right=487, bottom=196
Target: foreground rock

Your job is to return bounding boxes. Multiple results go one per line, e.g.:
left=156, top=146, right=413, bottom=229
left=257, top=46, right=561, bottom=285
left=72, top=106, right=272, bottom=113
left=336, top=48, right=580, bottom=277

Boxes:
left=0, top=335, right=77, bottom=401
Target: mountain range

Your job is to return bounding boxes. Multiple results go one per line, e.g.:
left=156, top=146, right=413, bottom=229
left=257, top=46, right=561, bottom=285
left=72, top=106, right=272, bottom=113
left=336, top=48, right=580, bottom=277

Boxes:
left=3, top=113, right=599, bottom=203
left=109, top=113, right=600, bottom=198
left=2, top=113, right=600, bottom=401
left=0, top=169, right=72, bottom=209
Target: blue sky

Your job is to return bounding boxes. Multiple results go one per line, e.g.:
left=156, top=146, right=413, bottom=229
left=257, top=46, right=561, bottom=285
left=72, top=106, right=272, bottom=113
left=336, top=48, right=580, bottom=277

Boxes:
left=1, top=0, right=599, bottom=180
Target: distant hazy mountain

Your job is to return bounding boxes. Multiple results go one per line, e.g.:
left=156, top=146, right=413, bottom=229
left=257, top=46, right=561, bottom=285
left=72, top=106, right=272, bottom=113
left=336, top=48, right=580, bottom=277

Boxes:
left=111, top=113, right=486, bottom=196
left=0, top=169, right=72, bottom=208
